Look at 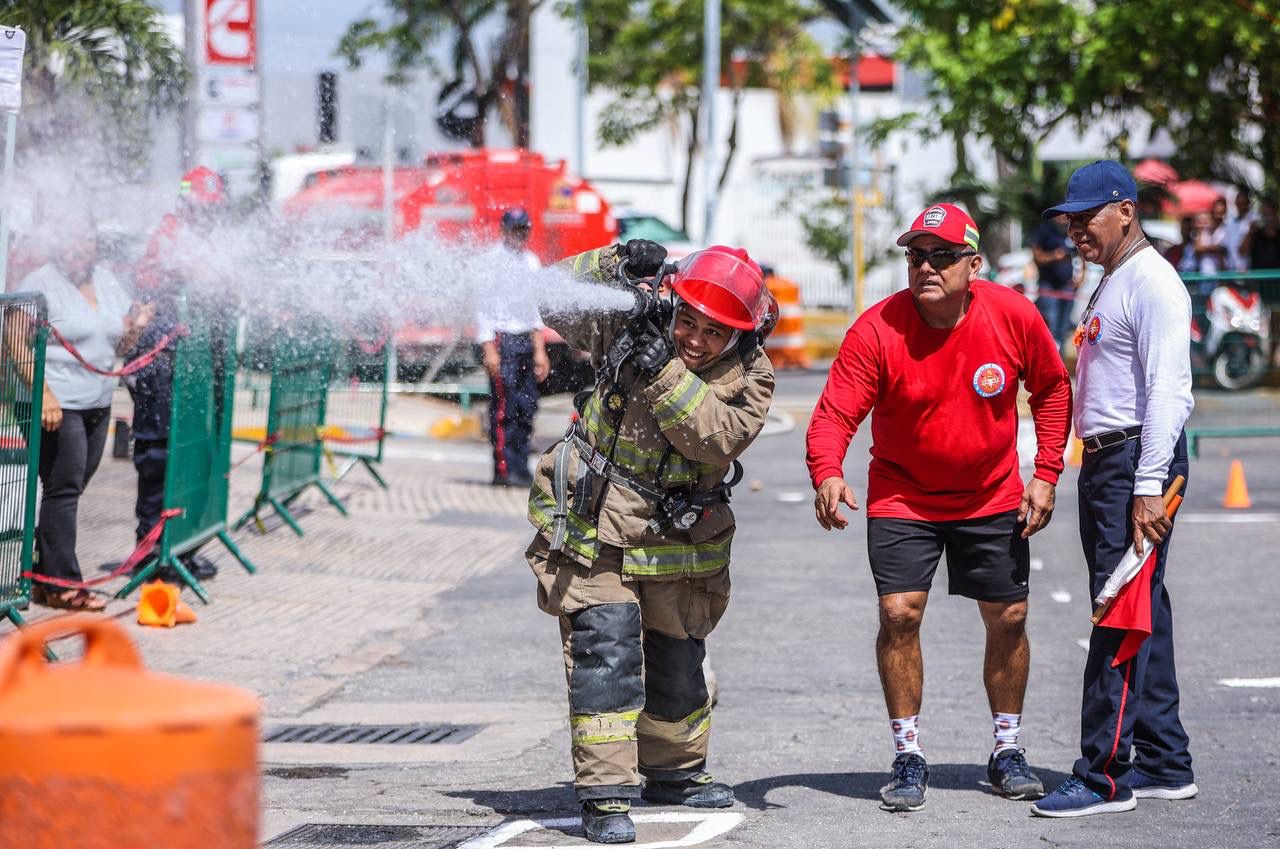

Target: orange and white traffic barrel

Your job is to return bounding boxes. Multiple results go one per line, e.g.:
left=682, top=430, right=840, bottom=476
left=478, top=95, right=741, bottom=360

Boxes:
left=0, top=617, right=260, bottom=849
left=764, top=274, right=811, bottom=369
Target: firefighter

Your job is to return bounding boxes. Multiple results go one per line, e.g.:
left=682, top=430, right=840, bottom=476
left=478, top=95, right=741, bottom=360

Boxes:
left=526, top=239, right=776, bottom=843
left=128, top=166, right=229, bottom=581
left=479, top=207, right=550, bottom=486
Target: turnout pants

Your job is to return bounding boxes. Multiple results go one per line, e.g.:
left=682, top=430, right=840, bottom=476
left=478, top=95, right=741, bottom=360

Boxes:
left=489, top=333, right=538, bottom=481
left=527, top=535, right=731, bottom=801
left=1075, top=433, right=1193, bottom=798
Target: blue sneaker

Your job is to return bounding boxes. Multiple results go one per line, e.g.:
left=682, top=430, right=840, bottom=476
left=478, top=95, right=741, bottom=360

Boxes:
left=988, top=749, right=1045, bottom=800
left=880, top=753, right=929, bottom=812
left=1131, top=771, right=1198, bottom=800
left=1031, top=776, right=1136, bottom=818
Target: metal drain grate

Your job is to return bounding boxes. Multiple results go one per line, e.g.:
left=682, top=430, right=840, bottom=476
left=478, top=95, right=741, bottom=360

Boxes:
left=262, top=723, right=484, bottom=745
left=264, top=823, right=490, bottom=848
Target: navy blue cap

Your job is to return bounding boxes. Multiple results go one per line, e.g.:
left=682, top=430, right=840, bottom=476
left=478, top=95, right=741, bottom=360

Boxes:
left=1042, top=160, right=1138, bottom=218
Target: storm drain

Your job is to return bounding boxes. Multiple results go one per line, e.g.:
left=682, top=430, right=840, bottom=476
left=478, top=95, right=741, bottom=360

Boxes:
left=263, top=723, right=485, bottom=745
left=264, top=823, right=490, bottom=848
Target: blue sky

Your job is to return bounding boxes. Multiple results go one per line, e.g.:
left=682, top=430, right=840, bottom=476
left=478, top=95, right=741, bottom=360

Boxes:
left=157, top=0, right=387, bottom=72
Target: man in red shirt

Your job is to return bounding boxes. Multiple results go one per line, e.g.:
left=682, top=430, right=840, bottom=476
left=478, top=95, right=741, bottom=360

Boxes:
left=806, top=203, right=1072, bottom=813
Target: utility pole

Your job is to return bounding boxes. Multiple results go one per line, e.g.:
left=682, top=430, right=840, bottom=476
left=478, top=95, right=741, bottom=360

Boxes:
left=701, top=0, right=720, bottom=243
left=847, top=3, right=864, bottom=315
left=575, top=0, right=588, bottom=176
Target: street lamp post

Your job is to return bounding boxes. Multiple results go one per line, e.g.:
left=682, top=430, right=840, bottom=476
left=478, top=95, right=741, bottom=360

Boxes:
left=848, top=4, right=864, bottom=315
left=702, top=0, right=721, bottom=243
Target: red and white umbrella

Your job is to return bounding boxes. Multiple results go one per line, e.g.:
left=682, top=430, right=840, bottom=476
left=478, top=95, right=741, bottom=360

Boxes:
left=1134, top=158, right=1179, bottom=187
left=1165, top=180, right=1223, bottom=217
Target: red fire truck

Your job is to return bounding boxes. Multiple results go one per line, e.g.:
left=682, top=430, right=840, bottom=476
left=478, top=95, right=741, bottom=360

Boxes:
left=284, top=148, right=618, bottom=385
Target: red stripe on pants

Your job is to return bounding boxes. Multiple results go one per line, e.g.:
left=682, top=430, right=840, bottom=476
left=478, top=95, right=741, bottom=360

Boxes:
left=1101, top=658, right=1133, bottom=800
left=492, top=335, right=508, bottom=477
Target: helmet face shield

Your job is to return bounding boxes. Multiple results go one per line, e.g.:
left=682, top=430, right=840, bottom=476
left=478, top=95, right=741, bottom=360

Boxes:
left=671, top=246, right=769, bottom=331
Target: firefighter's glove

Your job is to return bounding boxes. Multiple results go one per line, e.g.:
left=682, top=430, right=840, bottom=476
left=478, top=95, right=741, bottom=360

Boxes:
left=622, top=239, right=668, bottom=278
left=633, top=326, right=674, bottom=377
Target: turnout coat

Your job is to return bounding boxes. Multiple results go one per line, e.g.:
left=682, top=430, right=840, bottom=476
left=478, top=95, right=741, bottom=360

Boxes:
left=527, top=245, right=776, bottom=580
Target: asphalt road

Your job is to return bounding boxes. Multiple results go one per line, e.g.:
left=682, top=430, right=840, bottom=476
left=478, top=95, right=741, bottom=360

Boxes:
left=261, top=373, right=1280, bottom=848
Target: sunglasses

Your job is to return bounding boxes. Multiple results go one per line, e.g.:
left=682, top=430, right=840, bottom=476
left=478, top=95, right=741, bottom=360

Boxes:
left=905, top=247, right=977, bottom=270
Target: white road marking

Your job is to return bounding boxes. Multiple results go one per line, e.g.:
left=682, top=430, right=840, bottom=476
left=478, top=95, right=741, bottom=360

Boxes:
left=457, top=812, right=744, bottom=849
left=1050, top=590, right=1072, bottom=604
left=1075, top=638, right=1090, bottom=651
left=1178, top=512, right=1280, bottom=524
left=776, top=491, right=806, bottom=503
left=1030, top=557, right=1044, bottom=572
left=1217, top=677, right=1280, bottom=688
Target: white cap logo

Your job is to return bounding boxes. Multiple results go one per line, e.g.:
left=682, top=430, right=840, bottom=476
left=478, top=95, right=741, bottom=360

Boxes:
left=923, top=206, right=947, bottom=228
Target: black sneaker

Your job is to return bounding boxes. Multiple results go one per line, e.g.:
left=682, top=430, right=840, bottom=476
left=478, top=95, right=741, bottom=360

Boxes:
left=988, top=748, right=1045, bottom=800
left=179, top=554, right=219, bottom=581
left=581, top=799, right=635, bottom=844
left=641, top=771, right=735, bottom=808
left=880, top=752, right=928, bottom=812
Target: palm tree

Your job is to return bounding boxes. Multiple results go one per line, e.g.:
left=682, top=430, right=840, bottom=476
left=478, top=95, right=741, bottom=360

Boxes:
left=3, top=0, right=187, bottom=166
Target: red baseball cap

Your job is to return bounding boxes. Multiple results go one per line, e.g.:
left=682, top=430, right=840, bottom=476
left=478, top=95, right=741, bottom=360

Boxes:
left=895, top=203, right=980, bottom=251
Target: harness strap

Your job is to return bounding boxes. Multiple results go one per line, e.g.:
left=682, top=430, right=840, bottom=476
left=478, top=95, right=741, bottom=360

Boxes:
left=548, top=438, right=573, bottom=552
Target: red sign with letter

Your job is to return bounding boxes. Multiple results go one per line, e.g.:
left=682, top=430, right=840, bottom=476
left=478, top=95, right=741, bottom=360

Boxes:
left=204, top=0, right=256, bottom=67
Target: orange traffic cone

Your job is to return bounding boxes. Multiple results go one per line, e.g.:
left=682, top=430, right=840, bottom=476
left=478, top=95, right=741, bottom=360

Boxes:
left=1223, top=459, right=1252, bottom=509
left=1067, top=436, right=1084, bottom=468
left=137, top=581, right=198, bottom=628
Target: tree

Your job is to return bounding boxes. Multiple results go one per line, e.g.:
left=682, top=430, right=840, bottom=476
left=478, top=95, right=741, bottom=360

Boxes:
left=879, top=0, right=1280, bottom=245
left=338, top=0, right=541, bottom=148
left=5, top=0, right=186, bottom=169
left=578, top=0, right=836, bottom=234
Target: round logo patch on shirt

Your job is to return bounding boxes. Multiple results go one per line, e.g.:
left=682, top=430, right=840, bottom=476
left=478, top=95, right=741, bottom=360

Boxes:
left=1086, top=314, right=1104, bottom=345
left=972, top=363, right=1007, bottom=398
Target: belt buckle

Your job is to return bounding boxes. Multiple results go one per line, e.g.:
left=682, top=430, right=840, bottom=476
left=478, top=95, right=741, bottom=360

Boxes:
left=1101, top=430, right=1125, bottom=450
left=589, top=452, right=608, bottom=475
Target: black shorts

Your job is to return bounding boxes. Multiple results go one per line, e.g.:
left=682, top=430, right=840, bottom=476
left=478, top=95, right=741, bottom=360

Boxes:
left=866, top=510, right=1030, bottom=602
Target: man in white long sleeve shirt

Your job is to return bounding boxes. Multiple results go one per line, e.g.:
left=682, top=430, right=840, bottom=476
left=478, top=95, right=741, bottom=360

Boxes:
left=1033, top=161, right=1197, bottom=818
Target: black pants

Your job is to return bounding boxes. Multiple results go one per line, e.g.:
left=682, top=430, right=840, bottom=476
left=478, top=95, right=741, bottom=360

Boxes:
left=36, top=406, right=110, bottom=582
left=1075, top=433, right=1193, bottom=798
left=133, top=439, right=168, bottom=541
left=488, top=332, right=538, bottom=482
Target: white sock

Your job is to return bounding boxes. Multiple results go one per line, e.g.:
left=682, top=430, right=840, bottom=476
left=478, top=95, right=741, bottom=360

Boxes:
left=891, top=715, right=921, bottom=756
left=993, top=712, right=1021, bottom=754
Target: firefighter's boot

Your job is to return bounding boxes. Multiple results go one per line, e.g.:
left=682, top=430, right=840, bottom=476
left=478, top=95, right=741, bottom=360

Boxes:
left=641, top=770, right=735, bottom=808
left=581, top=799, right=636, bottom=844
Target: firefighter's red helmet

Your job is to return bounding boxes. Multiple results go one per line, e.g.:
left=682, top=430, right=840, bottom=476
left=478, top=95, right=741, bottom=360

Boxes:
left=671, top=245, right=771, bottom=331
left=179, top=166, right=226, bottom=205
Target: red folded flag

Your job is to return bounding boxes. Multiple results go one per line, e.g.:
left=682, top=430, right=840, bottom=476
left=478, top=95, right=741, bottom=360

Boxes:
left=1097, top=549, right=1156, bottom=667
left=1096, top=493, right=1183, bottom=667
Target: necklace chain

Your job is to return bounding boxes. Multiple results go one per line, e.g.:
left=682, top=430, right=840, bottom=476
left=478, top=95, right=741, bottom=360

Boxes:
left=1080, top=237, right=1149, bottom=328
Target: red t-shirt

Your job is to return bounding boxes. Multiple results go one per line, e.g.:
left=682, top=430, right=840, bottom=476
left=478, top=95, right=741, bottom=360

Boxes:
left=806, top=280, right=1072, bottom=521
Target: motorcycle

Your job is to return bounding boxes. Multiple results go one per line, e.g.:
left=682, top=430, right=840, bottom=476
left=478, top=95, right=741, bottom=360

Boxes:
left=1191, top=281, right=1272, bottom=390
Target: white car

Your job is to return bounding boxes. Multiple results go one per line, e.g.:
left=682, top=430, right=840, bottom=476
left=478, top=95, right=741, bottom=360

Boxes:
left=614, top=210, right=698, bottom=261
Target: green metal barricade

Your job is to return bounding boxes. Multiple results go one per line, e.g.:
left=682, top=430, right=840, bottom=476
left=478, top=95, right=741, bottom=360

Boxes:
left=232, top=322, right=347, bottom=536
left=115, top=298, right=258, bottom=604
left=0, top=294, right=45, bottom=634
left=324, top=337, right=391, bottom=489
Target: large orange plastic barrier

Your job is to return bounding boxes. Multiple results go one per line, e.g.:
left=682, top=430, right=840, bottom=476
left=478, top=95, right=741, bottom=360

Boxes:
left=0, top=617, right=260, bottom=849
left=764, top=274, right=811, bottom=369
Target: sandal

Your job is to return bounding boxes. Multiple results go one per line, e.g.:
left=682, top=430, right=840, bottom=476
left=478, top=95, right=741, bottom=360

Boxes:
left=31, top=584, right=108, bottom=612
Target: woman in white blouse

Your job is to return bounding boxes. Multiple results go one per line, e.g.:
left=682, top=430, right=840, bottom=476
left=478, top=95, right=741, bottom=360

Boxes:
left=11, top=215, right=153, bottom=610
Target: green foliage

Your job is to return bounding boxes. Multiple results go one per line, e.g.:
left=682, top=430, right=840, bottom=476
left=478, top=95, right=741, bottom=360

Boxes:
left=6, top=0, right=186, bottom=163
left=575, top=0, right=837, bottom=231
left=337, top=0, right=539, bottom=146
left=885, top=0, right=1280, bottom=235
